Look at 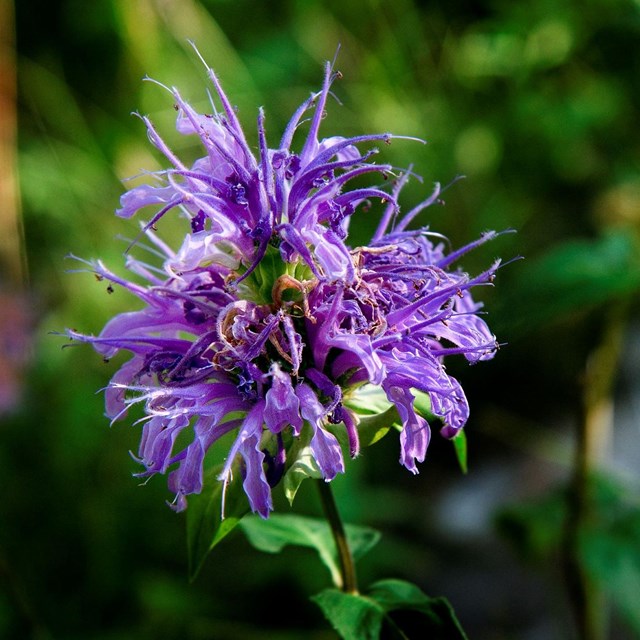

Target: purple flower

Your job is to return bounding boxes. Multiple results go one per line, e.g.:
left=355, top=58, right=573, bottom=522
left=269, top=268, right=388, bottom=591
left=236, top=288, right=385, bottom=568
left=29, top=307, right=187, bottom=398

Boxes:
left=69, top=50, right=502, bottom=517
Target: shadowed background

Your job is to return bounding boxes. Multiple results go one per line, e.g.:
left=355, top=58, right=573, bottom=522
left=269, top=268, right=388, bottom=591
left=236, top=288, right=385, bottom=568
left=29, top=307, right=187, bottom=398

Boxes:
left=3, top=0, right=640, bottom=638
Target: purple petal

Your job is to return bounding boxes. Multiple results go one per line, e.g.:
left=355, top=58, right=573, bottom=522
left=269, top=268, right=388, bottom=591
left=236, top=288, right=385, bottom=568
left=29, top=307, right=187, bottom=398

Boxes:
left=116, top=184, right=177, bottom=219
left=240, top=433, right=273, bottom=518
left=167, top=435, right=206, bottom=511
left=264, top=364, right=303, bottom=434
left=384, top=384, right=430, bottom=474
left=296, top=383, right=344, bottom=479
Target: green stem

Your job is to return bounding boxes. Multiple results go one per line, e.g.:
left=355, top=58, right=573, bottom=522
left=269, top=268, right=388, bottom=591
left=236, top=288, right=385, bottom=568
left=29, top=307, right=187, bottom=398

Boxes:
left=564, top=300, right=628, bottom=640
left=316, top=480, right=358, bottom=594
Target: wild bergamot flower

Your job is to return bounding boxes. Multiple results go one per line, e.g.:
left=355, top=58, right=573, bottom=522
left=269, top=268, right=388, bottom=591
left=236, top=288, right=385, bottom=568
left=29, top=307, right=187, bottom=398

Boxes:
left=68, top=51, right=502, bottom=517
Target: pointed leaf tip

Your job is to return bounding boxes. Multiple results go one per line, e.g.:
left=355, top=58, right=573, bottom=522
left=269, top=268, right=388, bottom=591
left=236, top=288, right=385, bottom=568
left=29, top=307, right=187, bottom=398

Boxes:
left=452, top=430, right=468, bottom=475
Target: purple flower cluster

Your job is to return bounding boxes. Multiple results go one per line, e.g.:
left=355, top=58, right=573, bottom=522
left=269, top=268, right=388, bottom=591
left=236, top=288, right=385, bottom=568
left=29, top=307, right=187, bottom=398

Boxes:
left=69, top=53, right=501, bottom=517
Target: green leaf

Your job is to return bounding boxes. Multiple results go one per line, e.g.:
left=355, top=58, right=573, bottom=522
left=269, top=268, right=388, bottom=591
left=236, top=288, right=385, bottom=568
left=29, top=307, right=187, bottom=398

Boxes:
left=186, top=463, right=250, bottom=581
left=326, top=405, right=398, bottom=456
left=313, top=579, right=468, bottom=640
left=452, top=430, right=468, bottom=474
left=313, top=589, right=384, bottom=640
left=281, top=423, right=319, bottom=505
left=344, top=386, right=438, bottom=449
left=239, top=513, right=381, bottom=588
left=355, top=405, right=400, bottom=447
left=283, top=444, right=323, bottom=504
left=368, top=579, right=468, bottom=639
left=345, top=385, right=394, bottom=416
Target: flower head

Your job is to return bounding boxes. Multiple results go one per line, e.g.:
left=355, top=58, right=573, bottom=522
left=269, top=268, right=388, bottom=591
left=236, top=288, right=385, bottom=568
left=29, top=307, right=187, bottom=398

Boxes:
left=69, top=51, right=502, bottom=517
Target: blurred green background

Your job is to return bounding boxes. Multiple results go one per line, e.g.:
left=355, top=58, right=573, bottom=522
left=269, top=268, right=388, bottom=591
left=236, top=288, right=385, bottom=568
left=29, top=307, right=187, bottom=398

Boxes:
left=3, top=0, right=640, bottom=638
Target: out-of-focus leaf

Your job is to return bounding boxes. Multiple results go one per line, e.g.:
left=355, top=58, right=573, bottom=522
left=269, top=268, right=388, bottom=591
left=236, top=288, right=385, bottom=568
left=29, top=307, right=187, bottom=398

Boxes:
left=497, top=474, right=640, bottom=633
left=313, top=579, right=468, bottom=640
left=496, top=490, right=564, bottom=562
left=497, top=230, right=640, bottom=336
left=186, top=463, right=250, bottom=581
left=240, top=513, right=380, bottom=588
left=580, top=512, right=640, bottom=634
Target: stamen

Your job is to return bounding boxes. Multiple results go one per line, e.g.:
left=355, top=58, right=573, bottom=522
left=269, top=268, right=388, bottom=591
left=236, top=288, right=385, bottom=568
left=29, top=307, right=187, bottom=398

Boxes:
left=271, top=274, right=318, bottom=321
